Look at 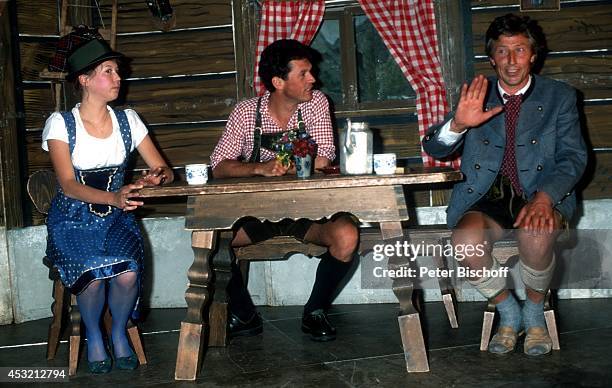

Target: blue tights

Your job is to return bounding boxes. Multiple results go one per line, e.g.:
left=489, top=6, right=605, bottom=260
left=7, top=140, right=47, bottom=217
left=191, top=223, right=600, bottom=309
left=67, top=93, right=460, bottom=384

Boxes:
left=77, top=272, right=139, bottom=362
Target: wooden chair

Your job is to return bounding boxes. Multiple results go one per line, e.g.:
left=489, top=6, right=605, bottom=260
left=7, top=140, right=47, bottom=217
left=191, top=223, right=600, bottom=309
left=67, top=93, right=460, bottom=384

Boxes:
left=436, top=236, right=560, bottom=352
left=27, top=170, right=147, bottom=375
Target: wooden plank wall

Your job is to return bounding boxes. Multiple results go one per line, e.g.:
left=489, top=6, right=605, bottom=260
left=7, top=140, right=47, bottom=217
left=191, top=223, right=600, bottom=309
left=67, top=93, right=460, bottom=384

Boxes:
left=470, top=0, right=612, bottom=200
left=1, top=2, right=24, bottom=228
left=15, top=0, right=611, bottom=225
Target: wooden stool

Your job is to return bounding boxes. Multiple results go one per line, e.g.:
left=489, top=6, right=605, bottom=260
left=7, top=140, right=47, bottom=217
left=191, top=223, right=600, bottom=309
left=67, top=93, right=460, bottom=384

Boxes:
left=436, top=236, right=560, bottom=351
left=29, top=170, right=147, bottom=375
left=479, top=239, right=560, bottom=351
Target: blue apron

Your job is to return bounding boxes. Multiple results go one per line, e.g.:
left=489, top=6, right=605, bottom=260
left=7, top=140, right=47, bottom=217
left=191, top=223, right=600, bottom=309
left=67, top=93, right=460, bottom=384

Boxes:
left=45, top=109, right=143, bottom=316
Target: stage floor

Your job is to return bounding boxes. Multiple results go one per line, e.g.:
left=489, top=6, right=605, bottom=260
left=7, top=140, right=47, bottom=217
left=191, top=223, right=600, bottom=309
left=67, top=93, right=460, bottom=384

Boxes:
left=1, top=299, right=611, bottom=386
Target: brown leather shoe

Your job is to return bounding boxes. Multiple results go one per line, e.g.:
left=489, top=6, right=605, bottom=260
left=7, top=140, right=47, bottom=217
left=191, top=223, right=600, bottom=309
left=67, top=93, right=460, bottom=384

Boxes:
left=524, top=326, right=553, bottom=356
left=488, top=326, right=520, bottom=354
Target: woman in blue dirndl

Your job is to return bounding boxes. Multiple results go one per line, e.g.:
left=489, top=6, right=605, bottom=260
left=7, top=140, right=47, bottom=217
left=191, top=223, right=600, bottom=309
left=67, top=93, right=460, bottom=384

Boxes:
left=42, top=39, right=174, bottom=374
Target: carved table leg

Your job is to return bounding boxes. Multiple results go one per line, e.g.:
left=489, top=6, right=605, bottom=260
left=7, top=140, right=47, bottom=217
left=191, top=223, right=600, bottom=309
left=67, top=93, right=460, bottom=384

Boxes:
left=380, top=221, right=429, bottom=373
left=208, top=231, right=233, bottom=347
left=175, top=230, right=216, bottom=381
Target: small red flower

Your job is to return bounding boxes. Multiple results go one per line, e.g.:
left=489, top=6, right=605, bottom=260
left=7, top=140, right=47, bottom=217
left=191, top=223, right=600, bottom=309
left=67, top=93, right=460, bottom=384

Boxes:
left=292, top=138, right=316, bottom=157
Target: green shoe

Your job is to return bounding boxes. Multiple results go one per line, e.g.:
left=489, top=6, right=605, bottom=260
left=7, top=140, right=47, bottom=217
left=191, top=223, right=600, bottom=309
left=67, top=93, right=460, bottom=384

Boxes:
left=115, top=350, right=138, bottom=370
left=88, top=356, right=112, bottom=374
left=109, top=335, right=139, bottom=370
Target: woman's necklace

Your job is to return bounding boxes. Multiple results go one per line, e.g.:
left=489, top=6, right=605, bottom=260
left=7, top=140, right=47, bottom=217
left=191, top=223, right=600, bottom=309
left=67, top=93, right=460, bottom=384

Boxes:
left=81, top=111, right=111, bottom=138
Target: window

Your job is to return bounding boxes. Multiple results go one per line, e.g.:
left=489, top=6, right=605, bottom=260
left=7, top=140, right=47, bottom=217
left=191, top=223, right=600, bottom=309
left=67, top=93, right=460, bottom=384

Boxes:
left=310, top=6, right=415, bottom=111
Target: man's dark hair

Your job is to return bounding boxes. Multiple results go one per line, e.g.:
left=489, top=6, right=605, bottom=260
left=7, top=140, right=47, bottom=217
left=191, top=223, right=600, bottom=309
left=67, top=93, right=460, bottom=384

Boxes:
left=485, top=13, right=547, bottom=61
left=258, top=39, right=313, bottom=92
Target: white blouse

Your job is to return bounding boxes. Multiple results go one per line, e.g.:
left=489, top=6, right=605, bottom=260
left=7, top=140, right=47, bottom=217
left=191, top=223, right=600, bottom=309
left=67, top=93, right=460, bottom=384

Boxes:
left=42, top=104, right=148, bottom=170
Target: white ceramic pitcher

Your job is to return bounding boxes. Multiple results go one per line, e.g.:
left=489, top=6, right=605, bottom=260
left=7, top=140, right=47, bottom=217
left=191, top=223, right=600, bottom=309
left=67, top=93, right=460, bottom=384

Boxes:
left=339, top=119, right=373, bottom=175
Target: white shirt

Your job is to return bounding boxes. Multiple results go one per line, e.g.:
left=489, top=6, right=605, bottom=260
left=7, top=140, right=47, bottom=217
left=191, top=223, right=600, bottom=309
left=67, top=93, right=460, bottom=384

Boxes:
left=436, top=76, right=533, bottom=146
left=42, top=105, right=148, bottom=170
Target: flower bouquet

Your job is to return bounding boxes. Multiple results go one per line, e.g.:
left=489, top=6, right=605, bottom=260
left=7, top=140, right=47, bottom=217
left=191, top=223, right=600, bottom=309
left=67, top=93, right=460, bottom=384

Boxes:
left=270, top=129, right=317, bottom=166
left=269, top=129, right=317, bottom=178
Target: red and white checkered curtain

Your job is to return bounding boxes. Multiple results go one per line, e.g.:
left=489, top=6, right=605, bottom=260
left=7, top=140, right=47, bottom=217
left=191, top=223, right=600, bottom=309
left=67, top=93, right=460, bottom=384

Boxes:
left=359, top=0, right=457, bottom=168
left=253, top=0, right=325, bottom=96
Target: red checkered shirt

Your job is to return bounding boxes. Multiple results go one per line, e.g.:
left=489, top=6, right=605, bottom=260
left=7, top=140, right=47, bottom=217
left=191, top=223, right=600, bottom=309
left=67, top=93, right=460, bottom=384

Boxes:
left=210, top=90, right=335, bottom=169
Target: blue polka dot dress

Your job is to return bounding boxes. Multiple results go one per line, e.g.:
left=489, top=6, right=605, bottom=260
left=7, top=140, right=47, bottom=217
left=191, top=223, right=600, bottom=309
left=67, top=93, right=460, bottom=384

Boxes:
left=46, top=110, right=143, bottom=316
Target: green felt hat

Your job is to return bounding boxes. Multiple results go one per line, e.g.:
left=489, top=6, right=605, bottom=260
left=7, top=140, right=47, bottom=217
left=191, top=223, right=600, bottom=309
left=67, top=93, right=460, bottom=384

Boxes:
left=67, top=39, right=123, bottom=79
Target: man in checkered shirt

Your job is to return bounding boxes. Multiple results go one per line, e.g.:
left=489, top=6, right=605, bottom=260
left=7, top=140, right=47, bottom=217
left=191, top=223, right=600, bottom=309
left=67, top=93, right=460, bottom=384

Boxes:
left=210, top=39, right=359, bottom=342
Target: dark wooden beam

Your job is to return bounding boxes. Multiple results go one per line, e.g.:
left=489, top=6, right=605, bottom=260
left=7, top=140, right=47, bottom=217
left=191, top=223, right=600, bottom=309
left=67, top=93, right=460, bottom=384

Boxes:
left=434, top=0, right=471, bottom=111
left=233, top=0, right=259, bottom=101
left=0, top=0, right=24, bottom=227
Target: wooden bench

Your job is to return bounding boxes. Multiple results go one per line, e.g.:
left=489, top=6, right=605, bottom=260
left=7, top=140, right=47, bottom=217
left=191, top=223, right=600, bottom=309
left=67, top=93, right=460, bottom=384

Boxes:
left=207, top=226, right=458, bottom=348
left=216, top=226, right=559, bottom=354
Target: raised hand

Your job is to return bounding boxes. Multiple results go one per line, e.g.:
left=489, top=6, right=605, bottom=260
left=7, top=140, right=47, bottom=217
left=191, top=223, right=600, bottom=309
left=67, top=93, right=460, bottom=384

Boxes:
left=451, top=75, right=504, bottom=132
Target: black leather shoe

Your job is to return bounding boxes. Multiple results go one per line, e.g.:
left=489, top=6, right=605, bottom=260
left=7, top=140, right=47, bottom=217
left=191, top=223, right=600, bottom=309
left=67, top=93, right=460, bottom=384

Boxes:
left=301, top=309, right=336, bottom=342
left=229, top=312, right=263, bottom=337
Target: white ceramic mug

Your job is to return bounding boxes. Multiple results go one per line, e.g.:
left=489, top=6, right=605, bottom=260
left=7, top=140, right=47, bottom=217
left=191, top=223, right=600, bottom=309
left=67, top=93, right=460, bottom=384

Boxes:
left=373, top=153, right=397, bottom=175
left=185, top=163, right=209, bottom=185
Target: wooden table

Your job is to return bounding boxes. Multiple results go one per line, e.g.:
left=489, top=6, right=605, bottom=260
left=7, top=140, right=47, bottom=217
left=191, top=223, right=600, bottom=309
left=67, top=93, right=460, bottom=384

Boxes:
left=140, top=167, right=462, bottom=380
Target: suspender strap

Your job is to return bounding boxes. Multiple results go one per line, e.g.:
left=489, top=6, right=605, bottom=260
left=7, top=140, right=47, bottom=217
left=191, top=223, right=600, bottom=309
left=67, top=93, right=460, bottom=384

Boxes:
left=112, top=109, right=133, bottom=160
left=59, top=111, right=78, bottom=156
left=248, top=96, right=304, bottom=163
left=249, top=97, right=263, bottom=163
left=297, top=108, right=305, bottom=132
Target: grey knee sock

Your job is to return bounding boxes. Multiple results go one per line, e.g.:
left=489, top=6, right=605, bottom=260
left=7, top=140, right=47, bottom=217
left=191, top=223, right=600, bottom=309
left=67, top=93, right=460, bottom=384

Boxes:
left=496, top=293, right=522, bottom=332
left=523, top=297, right=546, bottom=330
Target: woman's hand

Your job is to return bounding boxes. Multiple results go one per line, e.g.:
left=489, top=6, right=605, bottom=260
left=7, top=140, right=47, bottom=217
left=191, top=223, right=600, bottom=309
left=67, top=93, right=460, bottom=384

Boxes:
left=113, top=183, right=145, bottom=211
left=135, top=166, right=174, bottom=187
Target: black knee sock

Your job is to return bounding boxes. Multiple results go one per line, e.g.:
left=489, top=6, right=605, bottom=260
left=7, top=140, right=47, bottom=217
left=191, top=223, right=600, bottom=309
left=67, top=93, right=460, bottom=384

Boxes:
left=226, top=255, right=257, bottom=321
left=303, top=251, right=353, bottom=315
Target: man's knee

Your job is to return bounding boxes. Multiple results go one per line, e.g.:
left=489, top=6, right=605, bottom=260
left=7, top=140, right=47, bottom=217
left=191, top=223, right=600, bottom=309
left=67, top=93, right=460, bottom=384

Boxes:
left=327, top=217, right=359, bottom=262
left=232, top=227, right=253, bottom=247
left=452, top=212, right=498, bottom=248
left=517, top=231, right=556, bottom=265
left=451, top=228, right=489, bottom=251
